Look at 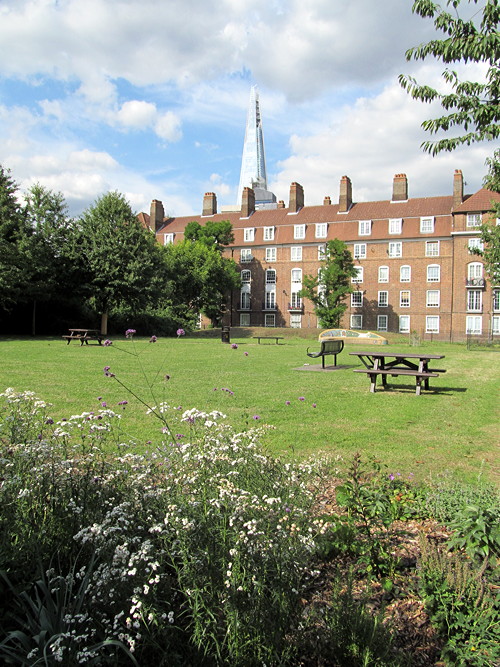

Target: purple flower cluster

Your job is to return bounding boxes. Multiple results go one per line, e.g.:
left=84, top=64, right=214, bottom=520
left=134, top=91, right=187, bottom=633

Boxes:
left=103, top=366, right=115, bottom=377
left=149, top=335, right=157, bottom=343
left=231, top=343, right=238, bottom=349
left=176, top=328, right=185, bottom=337
left=103, top=339, right=113, bottom=346
left=125, top=329, right=136, bottom=338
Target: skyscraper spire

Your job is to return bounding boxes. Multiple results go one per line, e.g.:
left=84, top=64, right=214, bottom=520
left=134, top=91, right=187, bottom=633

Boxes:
left=236, top=86, right=276, bottom=210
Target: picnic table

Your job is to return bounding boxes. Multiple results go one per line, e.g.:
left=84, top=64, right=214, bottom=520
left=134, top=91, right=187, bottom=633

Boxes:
left=253, top=336, right=284, bottom=345
left=62, top=329, right=105, bottom=346
left=350, top=350, right=446, bottom=395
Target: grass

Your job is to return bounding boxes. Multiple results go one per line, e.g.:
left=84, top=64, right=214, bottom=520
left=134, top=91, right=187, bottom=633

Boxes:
left=1, top=332, right=499, bottom=484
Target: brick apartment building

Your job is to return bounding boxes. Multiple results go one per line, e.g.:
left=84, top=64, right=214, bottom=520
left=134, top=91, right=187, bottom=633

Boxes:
left=140, top=170, right=500, bottom=341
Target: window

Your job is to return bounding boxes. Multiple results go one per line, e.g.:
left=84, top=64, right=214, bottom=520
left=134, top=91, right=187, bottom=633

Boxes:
left=378, top=265, right=389, bottom=283
left=466, top=315, right=482, bottom=334
left=358, top=220, right=371, bottom=236
left=400, top=265, right=411, bottom=282
left=400, top=290, right=410, bottom=308
left=291, top=268, right=302, bottom=284
left=264, top=314, right=275, bottom=327
left=315, top=223, right=327, bottom=238
left=240, top=291, right=251, bottom=310
left=388, top=241, right=402, bottom=257
left=265, top=269, right=276, bottom=284
left=352, top=266, right=363, bottom=283
left=241, top=270, right=251, bottom=283
left=492, top=316, right=500, bottom=335
left=467, top=213, right=482, bottom=227
left=265, top=291, right=276, bottom=310
left=467, top=262, right=483, bottom=279
left=399, top=315, right=410, bottom=333
left=244, top=228, right=255, bottom=242
left=354, top=243, right=366, bottom=259
left=427, top=264, right=440, bottom=282
left=426, top=290, right=440, bottom=307
left=351, top=291, right=363, bottom=307
left=291, top=246, right=302, bottom=261
left=467, top=290, right=482, bottom=312
left=240, top=248, right=252, bottom=263
left=290, top=313, right=302, bottom=328
left=265, top=247, right=276, bottom=262
left=426, top=240, right=440, bottom=257
left=290, top=292, right=302, bottom=308
left=239, top=313, right=250, bottom=326
left=350, top=314, right=363, bottom=329
left=377, top=315, right=388, bottom=331
left=420, top=216, right=435, bottom=233
left=294, top=224, right=306, bottom=240
left=426, top=316, right=440, bottom=333
left=318, top=244, right=327, bottom=260
left=468, top=238, right=484, bottom=253
left=494, top=290, right=500, bottom=312
left=378, top=291, right=388, bottom=307
left=263, top=226, right=274, bottom=241
left=389, top=218, right=402, bottom=234
left=163, top=233, right=174, bottom=245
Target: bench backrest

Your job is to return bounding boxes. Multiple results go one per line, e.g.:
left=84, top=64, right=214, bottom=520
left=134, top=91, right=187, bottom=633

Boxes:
left=322, top=340, right=344, bottom=354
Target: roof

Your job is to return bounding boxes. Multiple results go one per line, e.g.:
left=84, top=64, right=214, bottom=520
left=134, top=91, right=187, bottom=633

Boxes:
left=454, top=188, right=500, bottom=213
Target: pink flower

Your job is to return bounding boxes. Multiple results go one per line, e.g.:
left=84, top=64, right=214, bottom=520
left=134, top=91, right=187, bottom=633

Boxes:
left=231, top=343, right=238, bottom=349
left=298, top=396, right=305, bottom=401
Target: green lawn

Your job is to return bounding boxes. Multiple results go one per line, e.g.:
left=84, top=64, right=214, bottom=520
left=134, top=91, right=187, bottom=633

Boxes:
left=1, top=333, right=498, bottom=484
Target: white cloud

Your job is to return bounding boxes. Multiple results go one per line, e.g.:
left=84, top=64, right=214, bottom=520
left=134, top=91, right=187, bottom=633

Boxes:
left=117, top=100, right=158, bottom=129
left=154, top=111, right=183, bottom=142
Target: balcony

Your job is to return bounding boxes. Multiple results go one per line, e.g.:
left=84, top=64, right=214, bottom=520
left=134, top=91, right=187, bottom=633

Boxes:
left=262, top=303, right=277, bottom=311
left=288, top=302, right=304, bottom=313
left=466, top=278, right=485, bottom=288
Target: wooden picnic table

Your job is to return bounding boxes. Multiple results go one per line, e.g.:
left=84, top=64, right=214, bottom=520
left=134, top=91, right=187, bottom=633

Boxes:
left=62, top=329, right=105, bottom=346
left=350, top=350, right=446, bottom=395
left=252, top=336, right=284, bottom=345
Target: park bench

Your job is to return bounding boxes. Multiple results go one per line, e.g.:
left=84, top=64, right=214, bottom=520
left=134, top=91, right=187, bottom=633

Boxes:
left=253, top=336, right=284, bottom=344
left=353, top=368, right=439, bottom=395
left=306, top=339, right=344, bottom=368
left=62, top=329, right=105, bottom=346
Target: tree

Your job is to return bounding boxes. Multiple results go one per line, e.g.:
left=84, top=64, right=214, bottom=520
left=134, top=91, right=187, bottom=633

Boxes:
left=0, top=166, right=26, bottom=312
left=184, top=220, right=234, bottom=250
left=75, top=192, right=166, bottom=334
left=399, top=0, right=499, bottom=156
left=299, top=239, right=357, bottom=328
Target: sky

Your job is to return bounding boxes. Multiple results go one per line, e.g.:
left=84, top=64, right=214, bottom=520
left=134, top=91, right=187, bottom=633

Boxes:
left=0, top=0, right=493, bottom=218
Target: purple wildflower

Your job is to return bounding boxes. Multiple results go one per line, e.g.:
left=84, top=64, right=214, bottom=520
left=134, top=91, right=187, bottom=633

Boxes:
left=285, top=400, right=291, bottom=406
left=101, top=402, right=107, bottom=407
left=103, top=339, right=112, bottom=346
left=231, top=343, right=238, bottom=349
left=176, top=328, right=185, bottom=337
left=125, top=328, right=136, bottom=338
left=244, top=351, right=249, bottom=356
left=298, top=396, right=305, bottom=401
left=389, top=474, right=395, bottom=481
left=312, top=403, right=317, bottom=408
left=45, top=418, right=54, bottom=425
left=252, top=415, right=260, bottom=420
left=103, top=366, right=115, bottom=377
left=149, top=335, right=157, bottom=343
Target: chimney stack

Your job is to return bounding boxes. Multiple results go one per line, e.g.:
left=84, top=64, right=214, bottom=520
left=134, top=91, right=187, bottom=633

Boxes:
left=339, top=175, right=352, bottom=212
left=323, top=195, right=331, bottom=206
left=289, top=182, right=304, bottom=213
left=453, top=169, right=464, bottom=209
left=150, top=199, right=165, bottom=232
left=241, top=187, right=255, bottom=218
left=392, top=173, right=408, bottom=201
left=202, top=192, right=217, bottom=216
left=278, top=200, right=285, bottom=208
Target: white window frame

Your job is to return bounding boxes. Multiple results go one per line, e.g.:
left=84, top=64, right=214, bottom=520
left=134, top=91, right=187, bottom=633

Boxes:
left=291, top=268, right=302, bottom=284
left=350, top=314, right=363, bottom=329
left=425, top=240, right=440, bottom=257
left=400, top=265, right=411, bottom=282
left=426, top=316, right=440, bottom=334
left=493, top=290, right=500, bottom=312
left=240, top=248, right=252, bottom=263
left=420, top=216, right=435, bottom=233
left=244, top=228, right=255, bottom=242
left=389, top=218, right=402, bottom=234
left=265, top=290, right=276, bottom=310
left=358, top=220, right=371, bottom=236
left=400, top=290, right=410, bottom=308
left=492, top=315, right=500, bottom=335
left=263, top=226, right=274, bottom=241
left=378, top=291, right=388, bottom=308
left=163, top=233, right=174, bottom=245
left=290, top=246, right=302, bottom=262
left=467, top=262, right=483, bottom=279
left=426, top=290, right=440, bottom=307
left=318, top=244, right=327, bottom=260
left=354, top=243, right=366, bottom=259
left=427, top=264, right=441, bottom=283
left=294, top=224, right=306, bottom=240
left=352, top=266, right=364, bottom=283
left=388, top=241, right=402, bottom=258
left=241, top=269, right=251, bottom=283
left=467, top=213, right=482, bottom=228
left=240, top=290, right=251, bottom=310
left=290, top=291, right=302, bottom=308
left=265, top=269, right=276, bottom=284
left=239, top=313, right=250, bottom=326
left=290, top=313, right=302, bottom=328
left=377, top=314, right=388, bottom=331
left=264, top=313, right=275, bottom=327
left=399, top=315, right=410, bottom=333
left=467, top=290, right=482, bottom=313
left=265, top=247, right=276, bottom=262
left=351, top=291, right=363, bottom=308
left=468, top=238, right=484, bottom=253
left=315, top=223, right=327, bottom=238
left=378, top=265, right=389, bottom=283
left=466, top=315, right=482, bottom=335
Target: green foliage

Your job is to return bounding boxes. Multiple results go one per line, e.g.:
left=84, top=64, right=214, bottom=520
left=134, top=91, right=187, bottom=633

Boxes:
left=418, top=538, right=500, bottom=666
left=299, top=238, right=357, bottom=328
left=448, top=504, right=500, bottom=570
left=0, top=165, right=26, bottom=312
left=184, top=219, right=234, bottom=249
left=473, top=219, right=500, bottom=287
left=399, top=0, right=500, bottom=155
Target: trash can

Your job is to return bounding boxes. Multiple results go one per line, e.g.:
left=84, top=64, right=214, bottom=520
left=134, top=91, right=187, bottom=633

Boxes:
left=221, top=326, right=230, bottom=344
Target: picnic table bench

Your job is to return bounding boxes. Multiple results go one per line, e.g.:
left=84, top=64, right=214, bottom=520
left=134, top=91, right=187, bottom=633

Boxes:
left=350, top=351, right=446, bottom=395
left=253, top=336, right=284, bottom=344
left=307, top=339, right=344, bottom=368
left=62, top=329, right=105, bottom=346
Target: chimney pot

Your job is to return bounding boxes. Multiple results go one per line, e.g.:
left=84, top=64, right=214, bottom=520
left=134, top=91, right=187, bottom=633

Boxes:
left=323, top=195, right=331, bottom=206
left=202, top=191, right=217, bottom=216
left=278, top=200, right=285, bottom=208
left=392, top=173, right=408, bottom=201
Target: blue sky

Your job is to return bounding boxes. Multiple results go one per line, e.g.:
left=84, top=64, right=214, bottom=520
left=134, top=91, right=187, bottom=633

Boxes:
left=0, top=0, right=493, bottom=218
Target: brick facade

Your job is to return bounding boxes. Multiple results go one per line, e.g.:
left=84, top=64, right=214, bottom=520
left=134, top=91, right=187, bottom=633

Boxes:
left=142, top=172, right=500, bottom=341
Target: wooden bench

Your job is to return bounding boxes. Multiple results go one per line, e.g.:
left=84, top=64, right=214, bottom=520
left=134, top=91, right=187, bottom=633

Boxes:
left=306, top=339, right=344, bottom=368
left=353, top=368, right=439, bottom=395
left=253, top=336, right=284, bottom=344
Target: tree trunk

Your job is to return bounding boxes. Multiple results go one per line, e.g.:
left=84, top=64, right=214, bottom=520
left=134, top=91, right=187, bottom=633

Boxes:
left=101, top=311, right=108, bottom=335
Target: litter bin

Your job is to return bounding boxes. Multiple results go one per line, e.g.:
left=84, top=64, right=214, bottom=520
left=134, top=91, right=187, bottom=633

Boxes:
left=221, top=326, right=230, bottom=344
